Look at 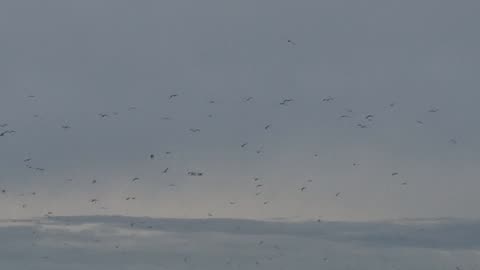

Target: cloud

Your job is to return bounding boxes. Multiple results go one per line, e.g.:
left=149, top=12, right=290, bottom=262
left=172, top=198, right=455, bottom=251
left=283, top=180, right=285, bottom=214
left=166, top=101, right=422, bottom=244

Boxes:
left=0, top=216, right=478, bottom=269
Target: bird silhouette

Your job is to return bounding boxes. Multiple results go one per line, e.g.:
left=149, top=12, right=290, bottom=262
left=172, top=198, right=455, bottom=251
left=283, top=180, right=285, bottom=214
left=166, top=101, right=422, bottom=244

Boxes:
left=280, top=99, right=293, bottom=105
left=322, top=96, right=334, bottom=102
left=0, top=130, right=16, bottom=136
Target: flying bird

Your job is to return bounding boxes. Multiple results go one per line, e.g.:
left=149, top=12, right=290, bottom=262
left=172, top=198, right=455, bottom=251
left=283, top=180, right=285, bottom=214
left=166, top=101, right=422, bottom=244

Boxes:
left=242, top=96, right=254, bottom=102
left=335, top=192, right=341, bottom=197
left=428, top=108, right=439, bottom=113
left=132, top=177, right=140, bottom=182
left=322, top=96, right=334, bottom=102
left=0, top=130, right=16, bottom=136
left=61, top=125, right=71, bottom=130
left=287, top=39, right=296, bottom=46
left=169, top=94, right=178, bottom=100
left=392, top=172, right=399, bottom=176
left=150, top=154, right=155, bottom=160
left=241, top=143, right=248, bottom=148
left=357, top=124, right=368, bottom=128
left=188, top=171, right=203, bottom=176
left=189, top=128, right=200, bottom=133
left=98, top=113, right=109, bottom=118
left=300, top=187, right=307, bottom=191
left=365, top=114, right=374, bottom=121
left=280, top=98, right=293, bottom=105
left=264, top=124, right=271, bottom=130
left=163, top=168, right=169, bottom=174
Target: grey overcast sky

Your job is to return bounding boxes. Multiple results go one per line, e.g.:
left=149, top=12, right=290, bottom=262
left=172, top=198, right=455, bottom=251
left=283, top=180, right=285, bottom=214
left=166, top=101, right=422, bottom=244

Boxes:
left=1, top=0, right=480, bottom=268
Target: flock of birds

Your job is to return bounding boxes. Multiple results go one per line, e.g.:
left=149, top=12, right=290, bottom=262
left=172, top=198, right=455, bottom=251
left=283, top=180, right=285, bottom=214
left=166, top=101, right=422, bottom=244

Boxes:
left=0, top=39, right=462, bottom=268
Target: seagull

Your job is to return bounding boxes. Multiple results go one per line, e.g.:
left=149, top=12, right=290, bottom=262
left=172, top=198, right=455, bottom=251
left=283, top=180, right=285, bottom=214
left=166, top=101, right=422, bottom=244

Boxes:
left=401, top=182, right=408, bottom=185
left=98, top=113, right=109, bottom=118
left=90, top=199, right=98, bottom=203
left=256, top=184, right=263, bottom=188
left=241, top=143, right=248, bottom=148
left=132, top=177, right=140, bottom=182
left=61, top=125, right=71, bottom=130
left=287, top=39, right=296, bottom=46
left=24, top=158, right=32, bottom=162
left=357, top=124, right=368, bottom=129
left=449, top=138, right=457, bottom=144
left=169, top=94, right=178, bottom=100
left=392, top=172, right=399, bottom=176
left=189, top=128, right=200, bottom=133
left=365, top=114, right=374, bottom=121
left=300, top=187, right=307, bottom=191
left=163, top=168, right=169, bottom=174
left=339, top=114, right=352, bottom=118
left=0, top=130, right=16, bottom=136
left=264, top=124, right=271, bottom=130
left=242, top=96, right=254, bottom=102
left=322, top=96, right=334, bottom=102
left=188, top=171, right=203, bottom=176
left=416, top=120, right=424, bottom=125
left=150, top=154, right=155, bottom=160
left=280, top=98, right=293, bottom=105
left=428, top=108, right=439, bottom=113
left=335, top=192, right=341, bottom=197
left=253, top=177, right=260, bottom=181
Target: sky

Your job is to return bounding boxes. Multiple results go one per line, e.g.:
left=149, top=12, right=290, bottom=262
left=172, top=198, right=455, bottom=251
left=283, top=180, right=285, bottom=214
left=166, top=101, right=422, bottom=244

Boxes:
left=0, top=0, right=480, bottom=269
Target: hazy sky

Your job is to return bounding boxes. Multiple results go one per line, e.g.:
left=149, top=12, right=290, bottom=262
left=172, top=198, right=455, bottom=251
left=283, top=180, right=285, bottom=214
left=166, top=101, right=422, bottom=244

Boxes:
left=1, top=0, right=479, bottom=221
left=0, top=0, right=480, bottom=268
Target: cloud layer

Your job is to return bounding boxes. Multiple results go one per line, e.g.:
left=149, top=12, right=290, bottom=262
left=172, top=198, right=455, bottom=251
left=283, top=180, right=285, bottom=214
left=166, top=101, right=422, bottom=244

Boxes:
left=1, top=216, right=479, bottom=269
